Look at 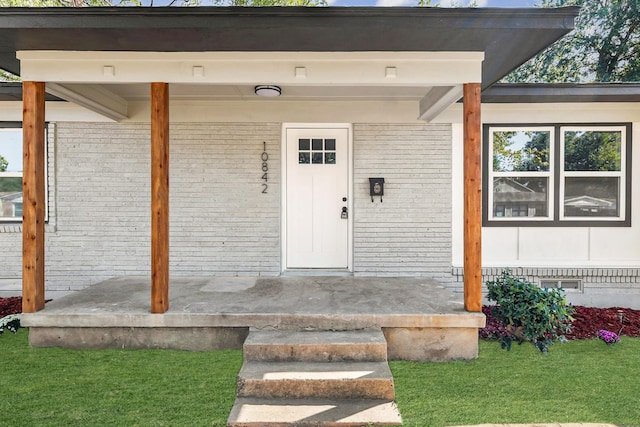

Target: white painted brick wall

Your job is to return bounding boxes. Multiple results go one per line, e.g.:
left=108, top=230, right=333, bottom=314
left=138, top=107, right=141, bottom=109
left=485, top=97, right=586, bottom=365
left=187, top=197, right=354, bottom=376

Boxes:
left=168, top=123, right=280, bottom=276
left=1, top=122, right=281, bottom=295
left=352, top=124, right=452, bottom=281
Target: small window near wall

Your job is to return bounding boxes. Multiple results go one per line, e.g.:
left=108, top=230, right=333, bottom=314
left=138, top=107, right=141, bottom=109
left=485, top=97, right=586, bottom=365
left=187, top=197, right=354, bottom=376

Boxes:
left=0, top=123, right=49, bottom=223
left=0, top=125, right=24, bottom=222
left=483, top=123, right=631, bottom=227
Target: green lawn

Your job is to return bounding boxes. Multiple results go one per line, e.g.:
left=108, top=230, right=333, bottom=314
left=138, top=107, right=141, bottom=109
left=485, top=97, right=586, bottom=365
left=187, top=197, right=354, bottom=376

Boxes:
left=1, top=330, right=639, bottom=427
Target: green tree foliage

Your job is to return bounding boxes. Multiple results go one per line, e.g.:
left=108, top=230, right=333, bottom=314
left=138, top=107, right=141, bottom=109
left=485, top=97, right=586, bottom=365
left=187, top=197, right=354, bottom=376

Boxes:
left=0, top=177, right=22, bottom=192
left=0, top=155, right=7, bottom=172
left=564, top=130, right=621, bottom=171
left=507, top=0, right=640, bottom=82
left=492, top=131, right=550, bottom=172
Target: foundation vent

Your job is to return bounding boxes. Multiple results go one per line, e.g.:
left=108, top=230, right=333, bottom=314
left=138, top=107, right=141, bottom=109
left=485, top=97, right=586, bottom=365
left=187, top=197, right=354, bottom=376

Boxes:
left=539, top=278, right=583, bottom=292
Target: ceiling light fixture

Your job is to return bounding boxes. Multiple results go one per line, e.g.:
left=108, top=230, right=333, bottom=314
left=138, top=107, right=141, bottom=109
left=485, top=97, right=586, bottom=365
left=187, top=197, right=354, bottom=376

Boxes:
left=254, top=85, right=282, bottom=97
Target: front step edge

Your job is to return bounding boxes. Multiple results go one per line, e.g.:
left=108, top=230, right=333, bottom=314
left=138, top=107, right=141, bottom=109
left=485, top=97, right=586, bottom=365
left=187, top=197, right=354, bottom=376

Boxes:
left=227, top=397, right=403, bottom=427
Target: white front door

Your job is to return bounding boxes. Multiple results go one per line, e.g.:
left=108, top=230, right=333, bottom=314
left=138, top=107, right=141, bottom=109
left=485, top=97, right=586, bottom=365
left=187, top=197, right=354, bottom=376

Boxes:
left=284, top=126, right=351, bottom=269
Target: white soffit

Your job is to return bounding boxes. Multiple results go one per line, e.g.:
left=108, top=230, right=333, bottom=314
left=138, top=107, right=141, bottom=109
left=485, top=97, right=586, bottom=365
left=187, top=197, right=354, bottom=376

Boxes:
left=46, top=83, right=128, bottom=121
left=418, top=85, right=464, bottom=122
left=17, top=51, right=484, bottom=86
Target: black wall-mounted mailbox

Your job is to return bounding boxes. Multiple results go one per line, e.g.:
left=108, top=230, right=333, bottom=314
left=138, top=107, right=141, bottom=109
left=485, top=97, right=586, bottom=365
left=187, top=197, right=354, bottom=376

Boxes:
left=369, top=177, right=384, bottom=202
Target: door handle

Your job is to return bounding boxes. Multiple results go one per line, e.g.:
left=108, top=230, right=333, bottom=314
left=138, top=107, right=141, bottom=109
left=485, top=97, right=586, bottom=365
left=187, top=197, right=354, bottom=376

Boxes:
left=341, top=207, right=348, bottom=219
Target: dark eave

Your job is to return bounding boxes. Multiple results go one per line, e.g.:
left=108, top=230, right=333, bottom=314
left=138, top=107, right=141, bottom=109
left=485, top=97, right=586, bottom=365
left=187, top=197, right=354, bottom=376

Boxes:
left=483, top=83, right=640, bottom=103
left=0, top=6, right=579, bottom=88
left=0, top=82, right=62, bottom=101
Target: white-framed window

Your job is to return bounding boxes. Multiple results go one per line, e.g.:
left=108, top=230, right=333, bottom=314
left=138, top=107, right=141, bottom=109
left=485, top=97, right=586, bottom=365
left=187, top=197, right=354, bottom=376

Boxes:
left=484, top=123, right=631, bottom=227
left=487, top=126, right=554, bottom=221
left=560, top=126, right=626, bottom=221
left=0, top=126, right=24, bottom=222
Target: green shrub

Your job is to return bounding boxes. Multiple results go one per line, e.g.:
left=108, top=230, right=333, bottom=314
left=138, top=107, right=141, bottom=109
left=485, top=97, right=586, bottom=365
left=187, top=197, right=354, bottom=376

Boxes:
left=486, top=270, right=574, bottom=353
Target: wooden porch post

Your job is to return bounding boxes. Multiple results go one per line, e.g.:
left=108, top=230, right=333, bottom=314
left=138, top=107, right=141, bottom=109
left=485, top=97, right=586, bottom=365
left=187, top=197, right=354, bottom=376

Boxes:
left=151, top=82, right=169, bottom=313
left=463, top=82, right=482, bottom=312
left=22, top=82, right=47, bottom=313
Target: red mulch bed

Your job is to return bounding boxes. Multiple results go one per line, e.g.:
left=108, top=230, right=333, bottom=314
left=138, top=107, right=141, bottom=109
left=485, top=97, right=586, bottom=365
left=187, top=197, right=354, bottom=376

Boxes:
left=0, top=297, right=23, bottom=318
left=3, top=297, right=640, bottom=340
left=481, top=305, right=640, bottom=340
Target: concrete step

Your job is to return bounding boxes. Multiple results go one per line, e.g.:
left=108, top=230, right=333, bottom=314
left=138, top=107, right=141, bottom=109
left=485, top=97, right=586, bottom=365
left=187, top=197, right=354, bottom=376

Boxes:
left=236, top=361, right=395, bottom=400
left=243, top=329, right=388, bottom=363
left=227, top=397, right=403, bottom=427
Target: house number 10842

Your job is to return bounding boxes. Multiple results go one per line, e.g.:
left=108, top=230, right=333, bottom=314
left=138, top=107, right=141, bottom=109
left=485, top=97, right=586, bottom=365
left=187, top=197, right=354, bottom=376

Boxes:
left=261, top=141, right=268, bottom=194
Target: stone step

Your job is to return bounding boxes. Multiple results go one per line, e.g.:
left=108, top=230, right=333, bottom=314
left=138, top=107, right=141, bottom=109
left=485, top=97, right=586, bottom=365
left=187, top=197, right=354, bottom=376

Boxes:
left=243, top=329, right=388, bottom=363
left=227, top=397, right=402, bottom=427
left=236, top=361, right=395, bottom=400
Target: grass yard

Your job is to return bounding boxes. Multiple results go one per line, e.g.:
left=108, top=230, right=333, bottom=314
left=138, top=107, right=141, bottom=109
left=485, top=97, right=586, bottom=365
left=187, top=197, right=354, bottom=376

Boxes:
left=1, top=329, right=639, bottom=427
left=391, top=338, right=640, bottom=427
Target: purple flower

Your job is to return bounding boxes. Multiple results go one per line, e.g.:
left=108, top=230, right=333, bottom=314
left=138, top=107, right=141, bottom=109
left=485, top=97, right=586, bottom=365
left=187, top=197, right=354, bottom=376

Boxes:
left=597, top=329, right=619, bottom=345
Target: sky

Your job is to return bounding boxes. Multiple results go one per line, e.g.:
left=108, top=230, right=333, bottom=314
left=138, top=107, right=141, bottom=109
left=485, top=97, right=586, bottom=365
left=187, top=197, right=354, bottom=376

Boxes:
left=0, top=129, right=23, bottom=173
left=330, top=0, right=539, bottom=7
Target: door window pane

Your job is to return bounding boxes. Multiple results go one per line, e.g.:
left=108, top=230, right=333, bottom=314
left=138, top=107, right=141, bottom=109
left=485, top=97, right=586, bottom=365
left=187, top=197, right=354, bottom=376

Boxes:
left=299, top=138, right=337, bottom=166
left=325, top=153, right=336, bottom=164
left=298, top=139, right=310, bottom=151
left=299, top=152, right=310, bottom=164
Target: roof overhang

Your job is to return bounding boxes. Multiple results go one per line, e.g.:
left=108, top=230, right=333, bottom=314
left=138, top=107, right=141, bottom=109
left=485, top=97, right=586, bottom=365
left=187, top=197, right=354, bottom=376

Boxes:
left=482, top=83, right=640, bottom=103
left=0, top=7, right=579, bottom=121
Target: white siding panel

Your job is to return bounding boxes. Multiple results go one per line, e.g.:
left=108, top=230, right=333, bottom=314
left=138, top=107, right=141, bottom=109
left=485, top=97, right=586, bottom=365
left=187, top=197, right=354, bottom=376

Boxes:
left=589, top=228, right=640, bottom=261
left=482, top=228, right=519, bottom=263
left=518, top=228, right=589, bottom=262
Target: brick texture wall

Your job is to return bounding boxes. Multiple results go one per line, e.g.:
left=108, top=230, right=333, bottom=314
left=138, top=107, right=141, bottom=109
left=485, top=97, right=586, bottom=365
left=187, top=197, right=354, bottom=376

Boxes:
left=1, top=122, right=282, bottom=296
left=352, top=123, right=452, bottom=281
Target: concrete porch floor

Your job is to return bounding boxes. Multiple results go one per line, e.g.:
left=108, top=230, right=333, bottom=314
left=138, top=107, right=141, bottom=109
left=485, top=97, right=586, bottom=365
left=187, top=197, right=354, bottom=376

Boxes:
left=22, top=276, right=485, bottom=361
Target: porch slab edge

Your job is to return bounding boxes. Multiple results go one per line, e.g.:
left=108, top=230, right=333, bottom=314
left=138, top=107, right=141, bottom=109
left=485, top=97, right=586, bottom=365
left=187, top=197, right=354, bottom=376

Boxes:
left=21, top=312, right=486, bottom=329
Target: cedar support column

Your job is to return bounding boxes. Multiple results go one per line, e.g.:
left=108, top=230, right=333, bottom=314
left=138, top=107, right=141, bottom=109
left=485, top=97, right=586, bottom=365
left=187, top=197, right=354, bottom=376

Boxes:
left=151, top=82, right=169, bottom=314
left=22, top=82, right=47, bottom=313
left=463, top=83, right=482, bottom=312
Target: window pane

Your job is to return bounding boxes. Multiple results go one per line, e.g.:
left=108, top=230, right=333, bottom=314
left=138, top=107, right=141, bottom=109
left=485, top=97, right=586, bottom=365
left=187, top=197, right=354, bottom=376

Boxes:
left=493, top=130, right=550, bottom=172
left=312, top=153, right=323, bottom=164
left=0, top=129, right=22, bottom=173
left=564, top=130, right=621, bottom=171
left=493, top=177, right=548, bottom=218
left=325, top=153, right=336, bottom=164
left=1, top=129, right=23, bottom=220
left=299, top=152, right=310, bottom=164
left=0, top=177, right=22, bottom=219
left=312, top=139, right=323, bottom=151
left=564, top=177, right=619, bottom=217
left=325, top=139, right=336, bottom=151
left=298, top=139, right=310, bottom=151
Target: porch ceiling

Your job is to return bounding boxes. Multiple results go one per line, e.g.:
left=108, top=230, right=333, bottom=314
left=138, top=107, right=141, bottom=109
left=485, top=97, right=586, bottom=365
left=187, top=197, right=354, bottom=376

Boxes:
left=103, top=83, right=433, bottom=101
